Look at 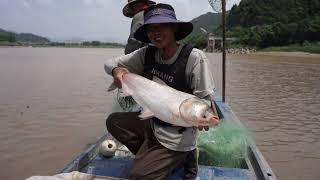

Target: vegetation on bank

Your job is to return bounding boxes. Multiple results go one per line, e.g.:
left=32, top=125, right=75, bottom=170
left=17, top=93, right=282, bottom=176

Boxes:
left=0, top=28, right=50, bottom=43
left=49, top=41, right=124, bottom=48
left=260, top=42, right=320, bottom=54
left=184, top=0, right=320, bottom=53
left=0, top=40, right=124, bottom=48
left=0, top=28, right=124, bottom=48
left=227, top=0, right=320, bottom=48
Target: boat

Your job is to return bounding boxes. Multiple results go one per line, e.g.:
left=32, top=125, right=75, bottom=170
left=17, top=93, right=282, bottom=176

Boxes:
left=61, top=91, right=276, bottom=180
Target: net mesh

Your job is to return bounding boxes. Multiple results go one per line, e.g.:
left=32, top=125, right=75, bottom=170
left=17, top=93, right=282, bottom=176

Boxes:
left=208, top=0, right=222, bottom=13
left=197, top=120, right=250, bottom=168
left=111, top=90, right=137, bottom=112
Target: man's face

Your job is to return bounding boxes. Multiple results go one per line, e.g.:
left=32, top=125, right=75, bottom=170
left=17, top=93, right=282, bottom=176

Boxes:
left=146, top=23, right=176, bottom=48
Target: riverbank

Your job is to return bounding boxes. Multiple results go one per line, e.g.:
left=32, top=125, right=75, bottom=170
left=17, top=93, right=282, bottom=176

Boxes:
left=211, top=49, right=320, bottom=62
left=0, top=41, right=125, bottom=48
left=259, top=43, right=320, bottom=54
left=226, top=51, right=320, bottom=64
left=254, top=51, right=320, bottom=59
left=213, top=42, right=320, bottom=55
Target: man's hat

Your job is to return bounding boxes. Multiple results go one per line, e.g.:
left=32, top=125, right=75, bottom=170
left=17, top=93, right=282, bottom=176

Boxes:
left=123, top=0, right=156, bottom=18
left=134, top=3, right=193, bottom=43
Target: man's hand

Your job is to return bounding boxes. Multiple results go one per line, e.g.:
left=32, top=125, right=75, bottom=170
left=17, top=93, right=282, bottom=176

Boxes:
left=210, top=115, right=220, bottom=126
left=197, top=115, right=220, bottom=131
left=198, top=126, right=209, bottom=131
left=112, top=67, right=129, bottom=88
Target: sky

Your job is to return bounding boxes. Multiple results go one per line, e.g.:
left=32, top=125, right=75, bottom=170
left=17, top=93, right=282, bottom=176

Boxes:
left=0, top=0, right=241, bottom=43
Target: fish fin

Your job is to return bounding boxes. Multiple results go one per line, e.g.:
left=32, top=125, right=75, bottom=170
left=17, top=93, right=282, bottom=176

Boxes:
left=152, top=76, right=167, bottom=86
left=138, top=108, right=154, bottom=120
left=107, top=83, right=118, bottom=92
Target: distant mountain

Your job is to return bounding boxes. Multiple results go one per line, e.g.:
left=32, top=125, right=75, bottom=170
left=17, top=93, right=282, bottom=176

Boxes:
left=182, top=12, right=222, bottom=48
left=183, top=0, right=320, bottom=49
left=0, top=28, right=9, bottom=33
left=0, top=28, right=50, bottom=43
left=0, top=28, right=16, bottom=42
left=17, top=33, right=49, bottom=43
left=187, top=12, right=222, bottom=40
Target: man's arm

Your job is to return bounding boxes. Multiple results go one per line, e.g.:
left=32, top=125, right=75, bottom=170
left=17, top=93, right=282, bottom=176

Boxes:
left=124, top=11, right=147, bottom=55
left=125, top=38, right=147, bottom=55
left=104, top=47, right=147, bottom=89
left=104, top=46, right=147, bottom=76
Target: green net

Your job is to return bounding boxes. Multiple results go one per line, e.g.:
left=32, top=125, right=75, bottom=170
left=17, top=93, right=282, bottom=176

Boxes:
left=197, top=120, right=250, bottom=168
left=111, top=96, right=125, bottom=112
left=111, top=90, right=138, bottom=112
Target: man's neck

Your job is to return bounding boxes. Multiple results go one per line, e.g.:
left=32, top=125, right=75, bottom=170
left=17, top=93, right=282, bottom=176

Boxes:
left=160, top=43, right=179, bottom=60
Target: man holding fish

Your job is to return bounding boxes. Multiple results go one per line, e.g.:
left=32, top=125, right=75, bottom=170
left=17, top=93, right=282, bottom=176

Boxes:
left=104, top=3, right=219, bottom=180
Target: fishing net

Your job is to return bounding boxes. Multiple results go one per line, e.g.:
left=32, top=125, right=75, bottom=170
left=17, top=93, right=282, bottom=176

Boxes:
left=111, top=90, right=139, bottom=112
left=111, top=96, right=125, bottom=112
left=197, top=120, right=250, bottom=168
left=208, top=0, right=222, bottom=13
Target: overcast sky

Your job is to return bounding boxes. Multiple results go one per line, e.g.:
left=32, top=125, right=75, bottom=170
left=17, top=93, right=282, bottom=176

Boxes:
left=0, top=0, right=241, bottom=43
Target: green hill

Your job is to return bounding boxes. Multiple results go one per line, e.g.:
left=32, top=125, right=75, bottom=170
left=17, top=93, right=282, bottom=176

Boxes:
left=228, top=0, right=320, bottom=27
left=0, top=28, right=9, bottom=33
left=227, top=0, right=320, bottom=48
left=0, top=28, right=16, bottom=42
left=0, top=28, right=50, bottom=43
left=184, top=0, right=320, bottom=51
left=185, top=12, right=222, bottom=48
left=17, top=33, right=50, bottom=43
left=189, top=12, right=222, bottom=38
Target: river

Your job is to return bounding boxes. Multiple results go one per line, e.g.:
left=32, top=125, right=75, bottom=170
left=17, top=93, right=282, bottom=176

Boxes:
left=0, top=47, right=319, bottom=180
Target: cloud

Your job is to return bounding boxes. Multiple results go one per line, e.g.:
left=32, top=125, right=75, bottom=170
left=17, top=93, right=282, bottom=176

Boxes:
left=82, top=0, right=122, bottom=8
left=35, top=0, right=54, bottom=6
left=82, top=0, right=93, bottom=6
left=20, top=0, right=54, bottom=8
left=22, top=0, right=31, bottom=8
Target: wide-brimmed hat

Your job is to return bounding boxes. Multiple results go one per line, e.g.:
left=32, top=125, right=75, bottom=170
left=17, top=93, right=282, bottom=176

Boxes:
left=123, top=0, right=156, bottom=18
left=134, top=3, right=193, bottom=43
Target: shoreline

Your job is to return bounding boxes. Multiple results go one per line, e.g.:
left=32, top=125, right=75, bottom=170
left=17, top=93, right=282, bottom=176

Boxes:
left=0, top=45, right=124, bottom=49
left=225, top=51, right=320, bottom=61
left=253, top=51, right=320, bottom=58
left=1, top=46, right=319, bottom=59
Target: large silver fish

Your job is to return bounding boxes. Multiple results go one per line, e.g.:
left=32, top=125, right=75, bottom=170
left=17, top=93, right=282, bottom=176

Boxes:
left=110, top=73, right=218, bottom=127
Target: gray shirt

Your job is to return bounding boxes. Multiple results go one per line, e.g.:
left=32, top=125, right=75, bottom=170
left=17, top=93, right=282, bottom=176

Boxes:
left=124, top=11, right=148, bottom=55
left=104, top=43, right=216, bottom=151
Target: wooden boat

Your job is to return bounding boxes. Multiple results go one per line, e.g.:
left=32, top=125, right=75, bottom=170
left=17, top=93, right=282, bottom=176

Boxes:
left=61, top=92, right=276, bottom=180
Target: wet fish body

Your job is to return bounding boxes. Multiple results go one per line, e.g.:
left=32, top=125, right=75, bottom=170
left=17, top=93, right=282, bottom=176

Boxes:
left=118, top=73, right=217, bottom=127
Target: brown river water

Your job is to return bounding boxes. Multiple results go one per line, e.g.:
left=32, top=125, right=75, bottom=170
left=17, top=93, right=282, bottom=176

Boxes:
left=0, top=47, right=319, bottom=180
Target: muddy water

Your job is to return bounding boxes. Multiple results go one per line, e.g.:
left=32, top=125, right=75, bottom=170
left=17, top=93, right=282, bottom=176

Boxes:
left=0, top=47, right=319, bottom=180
